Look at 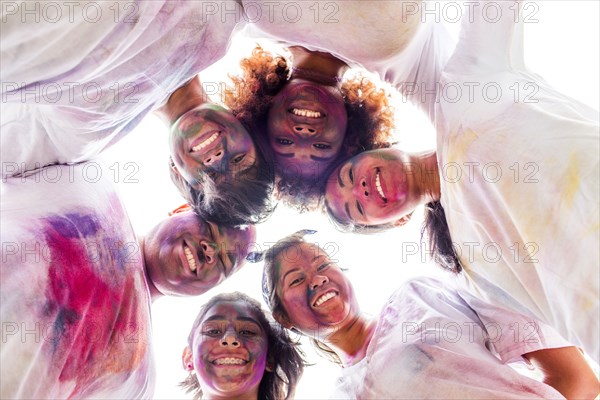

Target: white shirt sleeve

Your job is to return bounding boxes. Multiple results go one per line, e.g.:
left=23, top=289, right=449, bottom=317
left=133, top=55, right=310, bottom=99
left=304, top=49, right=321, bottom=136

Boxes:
left=447, top=0, right=525, bottom=75
left=454, top=284, right=574, bottom=364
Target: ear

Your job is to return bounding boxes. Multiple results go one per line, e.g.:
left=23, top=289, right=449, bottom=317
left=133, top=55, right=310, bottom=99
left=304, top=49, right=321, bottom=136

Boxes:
left=181, top=346, right=194, bottom=371
left=265, top=362, right=274, bottom=372
left=168, top=157, right=203, bottom=197
left=265, top=349, right=276, bottom=372
left=168, top=157, right=185, bottom=185
left=393, top=213, right=413, bottom=227
left=169, top=157, right=178, bottom=171
left=273, top=309, right=293, bottom=330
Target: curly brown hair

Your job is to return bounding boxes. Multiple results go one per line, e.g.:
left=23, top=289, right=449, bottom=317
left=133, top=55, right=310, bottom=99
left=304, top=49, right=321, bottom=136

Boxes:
left=223, top=46, right=396, bottom=212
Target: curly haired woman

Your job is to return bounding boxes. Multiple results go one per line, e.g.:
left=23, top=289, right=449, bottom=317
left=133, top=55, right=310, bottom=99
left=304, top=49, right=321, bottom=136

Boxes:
left=224, top=45, right=396, bottom=211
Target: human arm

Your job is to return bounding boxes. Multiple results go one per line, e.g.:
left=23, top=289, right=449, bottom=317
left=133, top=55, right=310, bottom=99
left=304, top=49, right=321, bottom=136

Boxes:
left=155, top=76, right=209, bottom=126
left=523, top=347, right=599, bottom=400
left=454, top=282, right=599, bottom=398
left=447, top=0, right=525, bottom=74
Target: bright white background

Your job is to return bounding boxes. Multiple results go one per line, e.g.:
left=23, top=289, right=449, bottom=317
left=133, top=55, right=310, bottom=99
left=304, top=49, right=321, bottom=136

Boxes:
left=102, top=2, right=599, bottom=398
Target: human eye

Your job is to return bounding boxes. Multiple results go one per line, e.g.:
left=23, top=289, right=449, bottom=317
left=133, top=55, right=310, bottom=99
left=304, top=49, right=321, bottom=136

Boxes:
left=276, top=138, right=294, bottom=146
left=356, top=201, right=364, bottom=216
left=206, top=222, right=217, bottom=243
left=202, top=325, right=222, bottom=336
left=317, top=262, right=331, bottom=271
left=231, top=153, right=246, bottom=164
left=288, top=276, right=304, bottom=287
left=239, top=327, right=258, bottom=336
left=313, top=143, right=332, bottom=150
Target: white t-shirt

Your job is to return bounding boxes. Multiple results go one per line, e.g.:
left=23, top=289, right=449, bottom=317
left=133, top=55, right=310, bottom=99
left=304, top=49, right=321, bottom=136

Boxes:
left=435, top=0, right=599, bottom=362
left=331, top=278, right=568, bottom=399
left=239, top=0, right=456, bottom=121
left=1, top=162, right=154, bottom=399
left=1, top=0, right=244, bottom=175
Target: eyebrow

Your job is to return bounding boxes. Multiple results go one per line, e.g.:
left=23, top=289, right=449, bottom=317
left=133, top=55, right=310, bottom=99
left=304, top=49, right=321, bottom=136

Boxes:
left=282, top=267, right=300, bottom=283
left=344, top=203, right=352, bottom=221
left=273, top=150, right=335, bottom=163
left=204, top=315, right=261, bottom=325
left=311, top=254, right=328, bottom=264
left=337, top=167, right=344, bottom=188
left=310, top=155, right=335, bottom=162
left=207, top=222, right=234, bottom=276
left=273, top=150, right=295, bottom=158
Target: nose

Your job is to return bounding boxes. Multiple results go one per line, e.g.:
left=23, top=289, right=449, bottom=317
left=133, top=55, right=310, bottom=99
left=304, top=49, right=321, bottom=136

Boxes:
left=353, top=177, right=370, bottom=198
left=220, top=331, right=240, bottom=348
left=199, top=241, right=216, bottom=265
left=293, top=124, right=317, bottom=136
left=203, top=148, right=224, bottom=167
left=310, top=274, right=329, bottom=290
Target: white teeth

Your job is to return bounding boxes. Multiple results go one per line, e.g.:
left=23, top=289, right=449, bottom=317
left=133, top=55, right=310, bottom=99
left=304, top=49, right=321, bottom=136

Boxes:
left=192, top=131, right=220, bottom=152
left=184, top=245, right=197, bottom=272
left=291, top=108, right=321, bottom=118
left=213, top=357, right=246, bottom=365
left=314, top=291, right=337, bottom=307
left=375, top=172, right=386, bottom=200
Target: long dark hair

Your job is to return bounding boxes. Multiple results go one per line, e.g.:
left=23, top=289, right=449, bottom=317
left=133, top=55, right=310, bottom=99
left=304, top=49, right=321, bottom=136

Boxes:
left=258, top=230, right=344, bottom=365
left=422, top=201, right=462, bottom=273
left=171, top=142, right=277, bottom=226
left=181, top=292, right=305, bottom=400
left=325, top=198, right=462, bottom=273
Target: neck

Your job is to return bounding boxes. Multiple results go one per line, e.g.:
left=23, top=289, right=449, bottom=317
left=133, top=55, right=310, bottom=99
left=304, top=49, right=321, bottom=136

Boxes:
left=155, top=77, right=209, bottom=126
left=138, top=239, right=163, bottom=302
left=288, top=46, right=349, bottom=87
left=409, top=150, right=441, bottom=203
left=323, top=314, right=376, bottom=367
left=205, top=387, right=259, bottom=400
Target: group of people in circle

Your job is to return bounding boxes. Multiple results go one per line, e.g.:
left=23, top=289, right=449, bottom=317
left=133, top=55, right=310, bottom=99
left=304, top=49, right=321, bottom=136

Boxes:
left=1, top=0, right=598, bottom=399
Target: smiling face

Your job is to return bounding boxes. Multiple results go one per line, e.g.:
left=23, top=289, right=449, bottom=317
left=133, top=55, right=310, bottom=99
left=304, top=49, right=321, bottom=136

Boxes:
left=190, top=301, right=268, bottom=398
left=142, top=211, right=257, bottom=296
left=274, top=242, right=358, bottom=337
left=325, top=148, right=425, bottom=226
left=267, top=80, right=348, bottom=180
left=170, top=104, right=257, bottom=187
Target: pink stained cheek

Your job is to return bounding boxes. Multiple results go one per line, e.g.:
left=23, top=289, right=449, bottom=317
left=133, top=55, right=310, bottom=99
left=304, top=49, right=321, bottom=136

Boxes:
left=193, top=336, right=268, bottom=393
left=193, top=337, right=217, bottom=386
left=281, top=289, right=315, bottom=333
left=224, top=121, right=254, bottom=153
left=244, top=339, right=268, bottom=389
left=266, top=103, right=286, bottom=139
left=231, top=227, right=257, bottom=259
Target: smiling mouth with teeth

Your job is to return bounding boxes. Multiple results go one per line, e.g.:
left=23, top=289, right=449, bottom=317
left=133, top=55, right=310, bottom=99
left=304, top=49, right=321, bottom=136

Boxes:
left=313, top=290, right=337, bottom=307
left=184, top=245, right=197, bottom=272
left=212, top=357, right=247, bottom=366
left=291, top=108, right=322, bottom=118
left=191, top=131, right=220, bottom=152
left=375, top=169, right=387, bottom=203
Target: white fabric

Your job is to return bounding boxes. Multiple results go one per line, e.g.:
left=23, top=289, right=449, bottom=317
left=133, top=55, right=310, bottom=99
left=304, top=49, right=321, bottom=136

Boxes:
left=331, top=278, right=568, bottom=399
left=1, top=162, right=154, bottom=399
left=435, top=0, right=599, bottom=362
left=1, top=0, right=244, bottom=175
left=239, top=0, right=456, bottom=121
